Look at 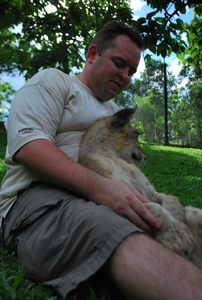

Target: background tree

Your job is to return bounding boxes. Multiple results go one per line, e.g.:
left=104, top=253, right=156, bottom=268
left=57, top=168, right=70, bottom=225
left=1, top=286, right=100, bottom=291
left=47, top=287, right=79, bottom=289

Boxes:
left=179, top=4, right=202, bottom=71
left=0, top=0, right=38, bottom=75
left=186, top=81, right=202, bottom=145
left=114, top=58, right=178, bottom=144
left=0, top=81, right=16, bottom=121
left=1, top=0, right=134, bottom=78
left=1, top=0, right=201, bottom=78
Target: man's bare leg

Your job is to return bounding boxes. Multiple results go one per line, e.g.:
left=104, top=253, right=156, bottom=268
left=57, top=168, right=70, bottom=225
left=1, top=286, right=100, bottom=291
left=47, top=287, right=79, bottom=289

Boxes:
left=106, top=233, right=202, bottom=300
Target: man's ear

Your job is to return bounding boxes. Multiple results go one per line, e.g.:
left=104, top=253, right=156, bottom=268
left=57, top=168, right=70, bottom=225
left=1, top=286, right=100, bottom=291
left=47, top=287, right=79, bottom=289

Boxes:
left=87, top=44, right=99, bottom=61
left=109, top=105, right=138, bottom=131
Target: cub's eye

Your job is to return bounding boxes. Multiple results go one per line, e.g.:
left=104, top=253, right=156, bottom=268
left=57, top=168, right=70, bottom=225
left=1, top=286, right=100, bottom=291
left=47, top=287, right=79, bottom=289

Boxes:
left=131, top=152, right=138, bottom=161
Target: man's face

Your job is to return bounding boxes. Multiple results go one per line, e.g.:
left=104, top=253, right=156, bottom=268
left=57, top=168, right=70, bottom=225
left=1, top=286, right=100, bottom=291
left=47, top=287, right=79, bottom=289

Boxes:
left=86, top=35, right=141, bottom=101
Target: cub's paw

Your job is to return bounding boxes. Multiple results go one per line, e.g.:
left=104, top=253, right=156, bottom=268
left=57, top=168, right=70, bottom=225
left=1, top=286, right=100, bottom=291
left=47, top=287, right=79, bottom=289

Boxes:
left=145, top=202, right=194, bottom=259
left=145, top=202, right=172, bottom=225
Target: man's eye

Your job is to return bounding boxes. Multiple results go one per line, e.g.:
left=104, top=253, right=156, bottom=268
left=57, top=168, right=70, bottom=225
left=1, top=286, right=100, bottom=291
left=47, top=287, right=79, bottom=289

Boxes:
left=113, top=59, right=136, bottom=77
left=114, top=61, right=124, bottom=68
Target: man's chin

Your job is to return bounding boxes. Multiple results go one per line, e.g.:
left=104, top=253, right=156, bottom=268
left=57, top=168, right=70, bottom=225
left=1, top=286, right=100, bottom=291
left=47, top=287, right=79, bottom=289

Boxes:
left=97, top=89, right=120, bottom=101
left=107, top=88, right=121, bottom=99
left=102, top=94, right=118, bottom=101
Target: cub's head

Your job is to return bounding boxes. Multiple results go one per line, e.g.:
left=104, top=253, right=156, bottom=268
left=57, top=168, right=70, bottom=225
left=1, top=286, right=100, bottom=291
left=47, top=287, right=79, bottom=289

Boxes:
left=79, top=105, right=146, bottom=167
left=107, top=105, right=146, bottom=166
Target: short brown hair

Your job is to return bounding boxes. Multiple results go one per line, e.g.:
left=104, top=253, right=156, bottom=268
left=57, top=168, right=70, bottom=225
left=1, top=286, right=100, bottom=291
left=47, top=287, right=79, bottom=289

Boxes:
left=89, top=20, right=145, bottom=55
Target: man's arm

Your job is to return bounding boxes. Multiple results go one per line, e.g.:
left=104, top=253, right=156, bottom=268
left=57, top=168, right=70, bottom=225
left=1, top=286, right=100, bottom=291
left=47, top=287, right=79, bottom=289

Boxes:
left=13, top=139, right=160, bottom=233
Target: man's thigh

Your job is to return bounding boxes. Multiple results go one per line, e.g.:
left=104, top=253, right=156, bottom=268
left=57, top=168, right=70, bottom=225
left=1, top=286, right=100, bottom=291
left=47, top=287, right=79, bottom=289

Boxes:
left=2, top=182, right=143, bottom=299
left=106, top=233, right=202, bottom=300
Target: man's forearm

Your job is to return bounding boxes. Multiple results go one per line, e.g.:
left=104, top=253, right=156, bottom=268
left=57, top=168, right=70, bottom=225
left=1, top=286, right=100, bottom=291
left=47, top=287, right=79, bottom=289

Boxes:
left=13, top=138, right=103, bottom=201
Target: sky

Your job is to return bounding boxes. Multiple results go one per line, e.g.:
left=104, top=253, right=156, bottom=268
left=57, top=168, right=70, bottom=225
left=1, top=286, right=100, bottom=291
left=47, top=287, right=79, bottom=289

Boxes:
left=0, top=0, right=194, bottom=90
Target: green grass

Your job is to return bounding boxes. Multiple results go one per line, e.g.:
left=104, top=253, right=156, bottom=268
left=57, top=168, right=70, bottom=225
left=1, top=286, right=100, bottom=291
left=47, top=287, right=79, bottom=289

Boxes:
left=0, top=127, right=202, bottom=299
left=0, top=248, right=59, bottom=300
left=140, top=144, right=202, bottom=208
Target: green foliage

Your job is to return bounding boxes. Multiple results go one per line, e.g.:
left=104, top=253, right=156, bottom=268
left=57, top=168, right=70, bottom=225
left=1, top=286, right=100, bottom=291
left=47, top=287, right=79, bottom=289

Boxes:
left=132, top=94, right=164, bottom=143
left=136, top=0, right=190, bottom=58
left=0, top=0, right=133, bottom=78
left=0, top=0, right=201, bottom=78
left=168, top=79, right=202, bottom=147
left=114, top=56, right=202, bottom=147
left=182, top=4, right=202, bottom=69
left=114, top=58, right=182, bottom=145
left=0, top=81, right=16, bottom=121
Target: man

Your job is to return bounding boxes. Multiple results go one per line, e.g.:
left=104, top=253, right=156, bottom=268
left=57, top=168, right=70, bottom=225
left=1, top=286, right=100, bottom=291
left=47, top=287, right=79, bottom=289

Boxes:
left=1, top=20, right=202, bottom=300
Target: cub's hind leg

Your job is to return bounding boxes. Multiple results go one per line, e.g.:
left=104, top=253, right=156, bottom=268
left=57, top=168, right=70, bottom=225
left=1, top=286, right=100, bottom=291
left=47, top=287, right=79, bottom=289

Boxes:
left=185, top=206, right=202, bottom=269
left=145, top=203, right=194, bottom=259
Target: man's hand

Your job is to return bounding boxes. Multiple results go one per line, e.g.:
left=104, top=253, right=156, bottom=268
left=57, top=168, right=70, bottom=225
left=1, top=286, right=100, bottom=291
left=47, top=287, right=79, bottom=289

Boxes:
left=90, top=177, right=161, bottom=234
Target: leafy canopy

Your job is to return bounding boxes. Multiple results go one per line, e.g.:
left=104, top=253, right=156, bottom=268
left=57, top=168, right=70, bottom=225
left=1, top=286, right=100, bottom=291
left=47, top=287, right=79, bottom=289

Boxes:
left=0, top=0, right=201, bottom=78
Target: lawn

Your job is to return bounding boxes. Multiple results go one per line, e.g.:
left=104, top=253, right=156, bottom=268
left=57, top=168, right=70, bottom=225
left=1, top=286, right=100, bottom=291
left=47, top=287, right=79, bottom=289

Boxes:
left=0, top=127, right=202, bottom=299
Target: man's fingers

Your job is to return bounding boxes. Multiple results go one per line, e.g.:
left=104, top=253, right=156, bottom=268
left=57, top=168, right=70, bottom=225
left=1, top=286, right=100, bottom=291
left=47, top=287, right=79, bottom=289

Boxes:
left=125, top=209, right=154, bottom=235
left=131, top=187, right=150, bottom=204
left=129, top=200, right=161, bottom=230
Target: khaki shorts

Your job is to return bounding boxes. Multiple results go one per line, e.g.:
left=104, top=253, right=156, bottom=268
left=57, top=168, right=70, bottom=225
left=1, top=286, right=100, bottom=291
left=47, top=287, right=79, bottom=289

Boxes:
left=2, top=182, right=143, bottom=299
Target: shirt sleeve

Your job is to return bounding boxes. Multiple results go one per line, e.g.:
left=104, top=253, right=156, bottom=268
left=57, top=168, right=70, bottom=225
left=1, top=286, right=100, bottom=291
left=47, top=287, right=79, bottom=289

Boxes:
left=6, top=69, right=70, bottom=158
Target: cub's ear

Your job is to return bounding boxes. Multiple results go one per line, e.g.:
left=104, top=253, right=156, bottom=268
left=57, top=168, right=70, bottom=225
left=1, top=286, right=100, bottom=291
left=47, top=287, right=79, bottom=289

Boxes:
left=109, top=105, right=138, bottom=131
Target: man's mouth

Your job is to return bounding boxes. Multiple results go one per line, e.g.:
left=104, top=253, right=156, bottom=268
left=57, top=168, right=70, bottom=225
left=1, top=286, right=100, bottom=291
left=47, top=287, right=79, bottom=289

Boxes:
left=111, top=80, right=121, bottom=90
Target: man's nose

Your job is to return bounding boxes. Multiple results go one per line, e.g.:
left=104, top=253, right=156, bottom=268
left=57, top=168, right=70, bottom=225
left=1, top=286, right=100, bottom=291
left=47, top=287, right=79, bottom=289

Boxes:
left=119, top=69, right=130, bottom=82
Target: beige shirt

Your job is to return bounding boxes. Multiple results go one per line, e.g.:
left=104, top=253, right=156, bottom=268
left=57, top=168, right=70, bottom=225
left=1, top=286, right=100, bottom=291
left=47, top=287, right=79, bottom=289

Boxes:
left=0, top=68, right=119, bottom=221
